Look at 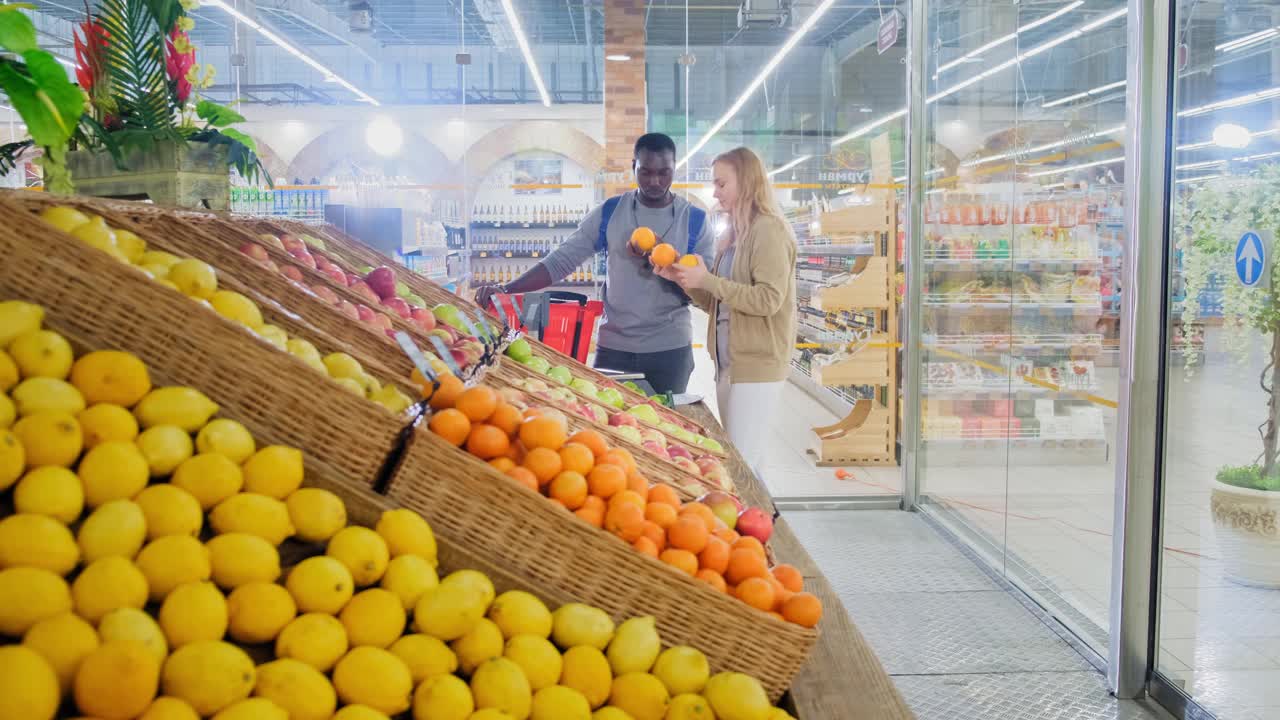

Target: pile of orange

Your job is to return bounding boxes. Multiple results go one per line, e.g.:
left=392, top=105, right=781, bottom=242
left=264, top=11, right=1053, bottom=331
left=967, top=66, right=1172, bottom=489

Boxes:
left=427, top=383, right=823, bottom=628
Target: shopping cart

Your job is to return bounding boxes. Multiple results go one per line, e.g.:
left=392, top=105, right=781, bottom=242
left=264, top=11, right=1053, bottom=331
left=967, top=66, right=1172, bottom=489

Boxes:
left=488, top=291, right=603, bottom=364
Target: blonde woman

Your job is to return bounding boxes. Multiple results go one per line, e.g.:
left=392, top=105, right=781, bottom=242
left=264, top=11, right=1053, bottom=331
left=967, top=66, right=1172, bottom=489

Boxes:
left=656, top=147, right=797, bottom=478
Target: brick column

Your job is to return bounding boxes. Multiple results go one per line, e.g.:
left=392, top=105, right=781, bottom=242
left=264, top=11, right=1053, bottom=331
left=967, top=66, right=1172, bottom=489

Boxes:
left=602, top=0, right=646, bottom=197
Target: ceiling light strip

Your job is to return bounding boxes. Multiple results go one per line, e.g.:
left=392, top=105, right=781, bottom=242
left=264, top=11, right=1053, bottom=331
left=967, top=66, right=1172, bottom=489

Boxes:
left=1042, top=79, right=1126, bottom=108
left=203, top=0, right=378, bottom=105
left=935, top=1, right=1083, bottom=75
left=1026, top=155, right=1124, bottom=178
left=1216, top=28, right=1279, bottom=54
left=500, top=0, right=551, bottom=107
left=1177, top=85, right=1280, bottom=117
left=768, top=155, right=813, bottom=177
left=678, top=0, right=838, bottom=168
left=1178, top=127, right=1280, bottom=151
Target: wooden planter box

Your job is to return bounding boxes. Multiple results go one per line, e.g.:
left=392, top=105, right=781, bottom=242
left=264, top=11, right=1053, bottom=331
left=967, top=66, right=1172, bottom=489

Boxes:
left=68, top=140, right=230, bottom=210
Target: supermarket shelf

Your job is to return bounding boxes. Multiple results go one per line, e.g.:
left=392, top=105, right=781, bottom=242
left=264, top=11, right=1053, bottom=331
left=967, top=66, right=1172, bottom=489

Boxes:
left=795, top=244, right=875, bottom=257
left=923, top=384, right=1098, bottom=398
left=921, top=432, right=1106, bottom=443
left=923, top=256, right=1101, bottom=269
left=924, top=333, right=1104, bottom=350
left=472, top=250, right=551, bottom=258
left=403, top=247, right=456, bottom=256
left=471, top=221, right=579, bottom=230
left=923, top=298, right=1102, bottom=312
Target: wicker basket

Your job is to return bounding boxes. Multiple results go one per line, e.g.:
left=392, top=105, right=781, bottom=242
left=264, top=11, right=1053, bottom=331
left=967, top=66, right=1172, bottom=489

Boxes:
left=384, top=425, right=818, bottom=701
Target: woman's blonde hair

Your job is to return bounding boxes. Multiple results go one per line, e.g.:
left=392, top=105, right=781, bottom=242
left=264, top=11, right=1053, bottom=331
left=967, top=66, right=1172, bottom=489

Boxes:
left=713, top=146, right=786, bottom=250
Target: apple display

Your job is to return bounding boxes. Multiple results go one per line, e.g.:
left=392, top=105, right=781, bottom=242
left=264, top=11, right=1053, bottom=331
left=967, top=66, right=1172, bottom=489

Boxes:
left=737, top=507, right=773, bottom=544
left=609, top=412, right=639, bottom=429
left=547, top=366, right=573, bottom=385
left=366, top=266, right=398, bottom=300
left=614, top=425, right=643, bottom=444
left=280, top=265, right=305, bottom=283
left=239, top=242, right=269, bottom=262
left=411, top=307, right=437, bottom=331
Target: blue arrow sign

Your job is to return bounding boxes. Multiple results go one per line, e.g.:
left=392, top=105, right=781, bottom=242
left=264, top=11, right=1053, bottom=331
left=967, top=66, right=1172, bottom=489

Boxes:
left=1236, top=231, right=1267, bottom=287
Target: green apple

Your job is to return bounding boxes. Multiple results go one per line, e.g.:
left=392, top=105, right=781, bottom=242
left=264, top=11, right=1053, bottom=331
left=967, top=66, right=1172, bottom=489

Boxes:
left=695, top=435, right=725, bottom=453
left=432, top=303, right=467, bottom=332
left=570, top=378, right=600, bottom=398
left=622, top=380, right=645, bottom=395
left=395, top=281, right=412, bottom=298
left=404, top=293, right=426, bottom=308
left=614, top=425, right=643, bottom=444
left=522, top=356, right=551, bottom=374
left=548, top=366, right=573, bottom=385
left=506, top=338, right=534, bottom=362
left=627, top=404, right=661, bottom=426
left=598, top=387, right=626, bottom=409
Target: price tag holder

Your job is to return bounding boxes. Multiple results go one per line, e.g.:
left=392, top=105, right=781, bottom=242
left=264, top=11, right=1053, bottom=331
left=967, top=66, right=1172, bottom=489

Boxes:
left=394, top=331, right=436, bottom=382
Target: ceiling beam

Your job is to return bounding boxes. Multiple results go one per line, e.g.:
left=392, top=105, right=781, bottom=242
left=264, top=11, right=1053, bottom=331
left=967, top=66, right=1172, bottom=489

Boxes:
left=256, top=0, right=383, bottom=62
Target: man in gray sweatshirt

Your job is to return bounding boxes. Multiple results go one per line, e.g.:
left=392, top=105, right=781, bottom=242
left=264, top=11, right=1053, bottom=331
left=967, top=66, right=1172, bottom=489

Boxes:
left=474, top=133, right=715, bottom=394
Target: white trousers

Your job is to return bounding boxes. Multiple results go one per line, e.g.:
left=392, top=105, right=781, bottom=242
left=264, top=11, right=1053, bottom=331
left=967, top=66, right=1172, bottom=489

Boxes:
left=715, top=375, right=785, bottom=481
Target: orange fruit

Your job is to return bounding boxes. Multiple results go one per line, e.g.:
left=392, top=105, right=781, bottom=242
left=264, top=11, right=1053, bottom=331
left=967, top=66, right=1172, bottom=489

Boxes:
left=550, top=471, right=589, bottom=510
left=559, top=443, right=595, bottom=475
left=489, top=402, right=523, bottom=436
left=455, top=386, right=498, bottom=422
left=726, top=548, right=768, bottom=585
left=677, top=254, right=699, bottom=267
left=428, top=408, right=471, bottom=446
left=575, top=495, right=606, bottom=527
left=568, top=429, right=609, bottom=459
left=599, top=449, right=636, bottom=473
left=772, top=564, right=803, bottom=593
left=714, top=528, right=740, bottom=545
left=679, top=503, right=718, bottom=533
left=608, top=490, right=646, bottom=512
left=630, top=227, right=657, bottom=252
left=698, top=536, right=730, bottom=575
left=771, top=580, right=795, bottom=612
left=519, top=417, right=567, bottom=451
left=522, top=447, right=563, bottom=487
left=650, top=243, right=678, bottom=267
left=488, top=457, right=516, bottom=473
left=695, top=569, right=727, bottom=593
left=506, top=466, right=539, bottom=492
left=660, top=548, right=698, bottom=576
left=633, top=536, right=659, bottom=557
left=735, top=577, right=776, bottom=612
left=605, top=502, right=645, bottom=542
left=466, top=423, right=510, bottom=459
left=769, top=611, right=786, bottom=622
left=732, top=536, right=766, bottom=558
left=782, top=592, right=823, bottom=628
left=647, top=484, right=680, bottom=509
left=639, top=521, right=666, bottom=552
left=587, top=464, right=627, bottom=499
left=668, top=515, right=710, bottom=554
left=644, top=502, right=678, bottom=530
left=626, top=473, right=649, bottom=501
left=427, top=374, right=464, bottom=409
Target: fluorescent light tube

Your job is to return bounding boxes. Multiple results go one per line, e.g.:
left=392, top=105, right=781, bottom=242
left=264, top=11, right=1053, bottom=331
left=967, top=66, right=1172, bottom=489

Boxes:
left=1216, top=28, right=1278, bottom=54
left=1027, top=155, right=1124, bottom=178
left=1178, top=85, right=1280, bottom=117
left=769, top=155, right=813, bottom=177
left=1042, top=79, right=1126, bottom=108
left=500, top=0, right=551, bottom=107
left=935, top=1, right=1083, bottom=76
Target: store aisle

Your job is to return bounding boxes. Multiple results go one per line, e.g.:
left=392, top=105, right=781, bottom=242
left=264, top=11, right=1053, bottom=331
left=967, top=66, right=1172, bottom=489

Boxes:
left=786, top=510, right=1169, bottom=720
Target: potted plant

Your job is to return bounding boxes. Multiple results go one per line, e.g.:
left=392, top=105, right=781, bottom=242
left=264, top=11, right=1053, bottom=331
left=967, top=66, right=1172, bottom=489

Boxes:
left=1177, top=165, right=1280, bottom=587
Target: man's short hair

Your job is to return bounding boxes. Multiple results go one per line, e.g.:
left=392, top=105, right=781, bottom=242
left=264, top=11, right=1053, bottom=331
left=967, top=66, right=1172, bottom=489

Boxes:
left=634, top=133, right=677, bottom=158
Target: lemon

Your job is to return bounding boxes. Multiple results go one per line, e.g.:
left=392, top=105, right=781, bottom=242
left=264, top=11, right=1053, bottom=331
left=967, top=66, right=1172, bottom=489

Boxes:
left=444, top=569, right=496, bottom=606
left=286, top=556, right=354, bottom=614
left=134, top=387, right=219, bottom=432
left=161, top=641, right=256, bottom=716
left=209, top=291, right=264, bottom=329
left=381, top=554, right=438, bottom=610
left=12, top=377, right=85, bottom=416
left=701, top=673, right=769, bottom=720
left=0, top=300, right=45, bottom=347
left=0, top=429, right=22, bottom=490
left=15, top=465, right=83, bottom=523
left=470, top=657, right=532, bottom=720
left=286, top=487, right=347, bottom=542
left=452, top=617, right=505, bottom=675
left=334, top=706, right=391, bottom=720
left=8, top=330, right=73, bottom=379
left=286, top=338, right=321, bottom=361
left=414, top=582, right=487, bottom=642
left=489, top=591, right=552, bottom=640
left=195, top=419, right=255, bottom=463
left=471, top=711, right=517, bottom=720
left=0, top=645, right=60, bottom=720
left=79, top=441, right=149, bottom=507
left=356, top=373, right=382, bottom=396
left=144, top=263, right=174, bottom=280
left=340, top=588, right=406, bottom=649
left=0, top=567, right=71, bottom=635
left=138, top=697, right=200, bottom=720
left=606, top=617, right=660, bottom=675
left=22, top=611, right=99, bottom=693
left=552, top=604, right=616, bottom=651
left=532, top=686, right=591, bottom=720
left=72, top=217, right=125, bottom=260
left=327, top=526, right=390, bottom=586
left=0, top=394, right=13, bottom=430
left=13, top=411, right=82, bottom=466
left=766, top=709, right=796, bottom=720
left=607, top=673, right=668, bottom=720
left=206, top=533, right=281, bottom=589
left=505, top=635, right=564, bottom=692
left=372, top=384, right=415, bottom=413
left=559, top=646, right=611, bottom=709
left=135, top=425, right=194, bottom=476
left=99, top=608, right=168, bottom=665
left=0, top=513, right=79, bottom=574
left=253, top=658, right=336, bottom=720
left=135, top=484, right=203, bottom=539
left=651, top=647, right=709, bottom=696
left=40, top=204, right=90, bottom=232
left=323, top=352, right=364, bottom=380
left=159, top=581, right=228, bottom=647
left=135, top=535, right=212, bottom=601
left=210, top=493, right=294, bottom=545
left=114, top=228, right=146, bottom=262
left=167, top=259, right=219, bottom=300
left=79, top=403, right=139, bottom=447
left=412, top=673, right=474, bottom=720
left=78, top=498, right=147, bottom=562
left=171, top=453, right=243, bottom=509
left=375, top=507, right=438, bottom=562
left=257, top=325, right=289, bottom=350
left=333, top=647, right=413, bottom=715
left=334, top=377, right=364, bottom=394
left=70, top=350, right=153, bottom=407
left=212, top=698, right=288, bottom=720
left=665, top=694, right=714, bottom=720
left=389, top=634, right=457, bottom=684
left=0, top=351, right=17, bottom=394
left=242, top=445, right=303, bottom=499
left=75, top=639, right=161, bottom=719
left=276, top=613, right=348, bottom=672
left=593, top=709, right=635, bottom=720
left=73, top=555, right=149, bottom=623
left=139, top=250, right=182, bottom=269
left=226, top=581, right=295, bottom=644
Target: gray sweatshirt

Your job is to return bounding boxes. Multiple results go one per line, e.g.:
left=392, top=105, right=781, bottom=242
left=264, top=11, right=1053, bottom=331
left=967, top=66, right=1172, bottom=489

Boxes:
left=539, top=191, right=715, bottom=353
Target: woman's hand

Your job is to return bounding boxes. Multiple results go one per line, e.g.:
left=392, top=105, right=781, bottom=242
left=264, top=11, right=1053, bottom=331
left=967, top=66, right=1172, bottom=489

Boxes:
left=654, top=255, right=709, bottom=290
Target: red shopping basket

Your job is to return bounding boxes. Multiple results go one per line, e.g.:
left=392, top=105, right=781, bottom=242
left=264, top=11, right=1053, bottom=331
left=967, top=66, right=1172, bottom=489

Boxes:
left=489, top=291, right=603, bottom=364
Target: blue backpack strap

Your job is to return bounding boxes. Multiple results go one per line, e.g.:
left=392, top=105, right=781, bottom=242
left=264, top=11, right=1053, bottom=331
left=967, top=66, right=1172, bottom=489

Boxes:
left=686, top=206, right=707, bottom=254
left=596, top=195, right=624, bottom=254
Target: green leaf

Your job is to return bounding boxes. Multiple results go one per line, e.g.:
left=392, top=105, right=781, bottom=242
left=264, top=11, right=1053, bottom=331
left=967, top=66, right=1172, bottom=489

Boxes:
left=195, top=99, right=245, bottom=128
left=0, top=9, right=37, bottom=54
left=99, top=0, right=175, bottom=131
left=218, top=127, right=255, bottom=151
left=0, top=56, right=79, bottom=148
left=143, top=0, right=183, bottom=34
left=23, top=51, right=83, bottom=131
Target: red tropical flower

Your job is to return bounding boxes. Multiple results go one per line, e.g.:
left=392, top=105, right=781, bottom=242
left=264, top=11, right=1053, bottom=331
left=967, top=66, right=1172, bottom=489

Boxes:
left=165, top=29, right=196, bottom=104
left=73, top=18, right=108, bottom=92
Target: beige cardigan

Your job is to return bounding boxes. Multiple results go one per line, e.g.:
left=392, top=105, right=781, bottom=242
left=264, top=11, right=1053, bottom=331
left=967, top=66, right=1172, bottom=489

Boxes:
left=689, top=214, right=797, bottom=383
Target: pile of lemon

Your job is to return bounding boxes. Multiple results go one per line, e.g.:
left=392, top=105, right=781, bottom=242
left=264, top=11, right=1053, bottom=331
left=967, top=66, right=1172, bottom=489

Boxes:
left=36, top=205, right=416, bottom=414
left=0, top=300, right=793, bottom=720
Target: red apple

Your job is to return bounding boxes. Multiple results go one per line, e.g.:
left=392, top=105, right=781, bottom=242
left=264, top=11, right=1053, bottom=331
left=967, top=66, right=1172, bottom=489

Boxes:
left=322, top=265, right=347, bottom=285
left=371, top=313, right=393, bottom=330
left=737, top=507, right=774, bottom=544
left=382, top=297, right=413, bottom=319
left=700, top=491, right=741, bottom=528
left=609, top=412, right=639, bottom=428
left=450, top=348, right=470, bottom=367
left=314, top=254, right=332, bottom=271
left=355, top=304, right=377, bottom=323
left=411, top=307, right=437, bottom=331
left=366, top=266, right=399, bottom=301
left=671, top=456, right=700, bottom=475
left=696, top=456, right=723, bottom=476
left=239, top=242, right=269, bottom=262
left=642, top=440, right=666, bottom=456
left=259, top=234, right=285, bottom=250
left=280, top=234, right=305, bottom=253
left=261, top=260, right=279, bottom=273
left=704, top=468, right=732, bottom=492
left=280, top=265, right=305, bottom=282
left=310, top=284, right=340, bottom=305
left=337, top=301, right=360, bottom=320
left=667, top=444, right=692, bottom=462
left=349, top=280, right=380, bottom=305
left=288, top=247, right=316, bottom=269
